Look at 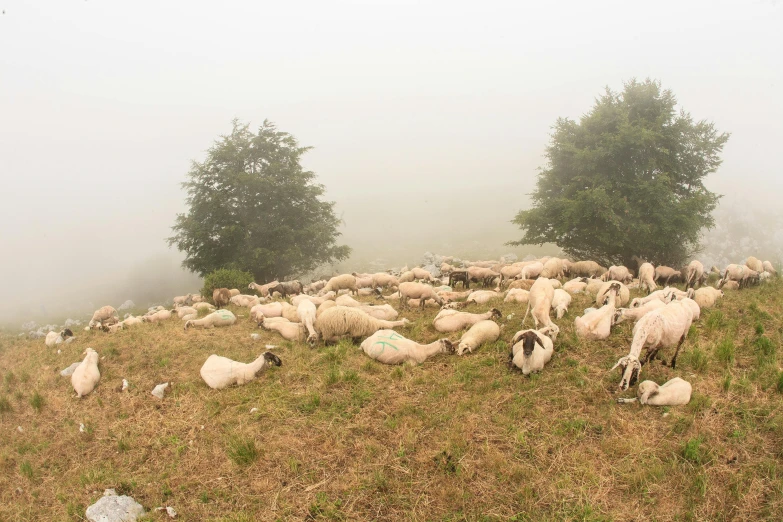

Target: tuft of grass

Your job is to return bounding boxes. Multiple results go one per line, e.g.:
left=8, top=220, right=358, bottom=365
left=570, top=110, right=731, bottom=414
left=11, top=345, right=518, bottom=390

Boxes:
left=20, top=460, right=34, bottom=480
left=29, top=391, right=45, bottom=412
left=776, top=372, right=783, bottom=393
left=705, top=310, right=725, bottom=331
left=715, top=338, right=735, bottom=365
left=682, top=347, right=708, bottom=373
left=226, top=437, right=259, bottom=466
left=722, top=373, right=732, bottom=392
left=0, top=396, right=11, bottom=413
left=297, top=393, right=321, bottom=414
left=682, top=437, right=707, bottom=465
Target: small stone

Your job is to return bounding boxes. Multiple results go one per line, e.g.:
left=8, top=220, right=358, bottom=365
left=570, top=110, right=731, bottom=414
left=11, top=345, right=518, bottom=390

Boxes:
left=79, top=423, right=85, bottom=433
left=151, top=382, right=169, bottom=399
left=85, top=489, right=145, bottom=522
left=250, top=408, right=258, bottom=414
left=60, top=362, right=80, bottom=377
left=17, top=426, right=23, bottom=433
left=250, top=333, right=261, bottom=341
left=121, top=379, right=129, bottom=392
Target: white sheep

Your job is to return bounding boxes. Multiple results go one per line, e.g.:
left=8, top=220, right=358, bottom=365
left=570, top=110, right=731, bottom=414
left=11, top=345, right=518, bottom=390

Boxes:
left=316, top=306, right=409, bottom=343
left=360, top=330, right=454, bottom=365
left=175, top=306, right=198, bottom=319
left=762, top=260, right=777, bottom=275
left=121, top=316, right=144, bottom=327
left=433, top=308, right=501, bottom=333
left=319, top=274, right=358, bottom=295
left=745, top=256, right=764, bottom=273
left=522, top=277, right=559, bottom=339
left=297, top=300, right=318, bottom=344
left=612, top=299, right=666, bottom=325
left=357, top=304, right=399, bottom=321
left=692, top=287, right=723, bottom=309
left=585, top=278, right=605, bottom=295
left=230, top=294, right=260, bottom=307
left=539, top=257, right=564, bottom=279
left=551, top=289, right=571, bottom=319
left=457, top=320, right=500, bottom=355
left=684, top=260, right=706, bottom=289
left=601, top=265, right=633, bottom=283
left=595, top=281, right=630, bottom=307
left=629, top=287, right=679, bottom=308
left=399, top=282, right=444, bottom=309
left=638, top=263, right=657, bottom=294
left=612, top=300, right=693, bottom=390
left=45, top=328, right=73, bottom=347
left=466, top=290, right=503, bottom=305
left=142, top=310, right=172, bottom=323
left=437, top=289, right=473, bottom=303
left=504, top=288, right=530, bottom=304
left=617, top=377, right=692, bottom=406
left=88, top=306, right=119, bottom=329
left=291, top=292, right=335, bottom=307
left=193, top=302, right=215, bottom=312
left=568, top=260, right=605, bottom=278
left=719, top=264, right=759, bottom=289
left=262, top=317, right=305, bottom=341
left=574, top=282, right=621, bottom=341
left=335, top=294, right=363, bottom=307
left=249, top=302, right=299, bottom=324
left=72, top=348, right=100, bottom=398
left=509, top=327, right=555, bottom=375
left=680, top=297, right=701, bottom=321
left=200, top=352, right=282, bottom=389
left=184, top=309, right=237, bottom=331
left=304, top=280, right=327, bottom=294
left=371, top=273, right=399, bottom=290
left=654, top=266, right=681, bottom=285
left=520, top=261, right=544, bottom=280
left=562, top=277, right=588, bottom=295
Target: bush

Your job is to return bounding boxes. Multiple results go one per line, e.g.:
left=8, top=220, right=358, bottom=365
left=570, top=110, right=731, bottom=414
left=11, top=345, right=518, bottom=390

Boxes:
left=201, top=268, right=255, bottom=303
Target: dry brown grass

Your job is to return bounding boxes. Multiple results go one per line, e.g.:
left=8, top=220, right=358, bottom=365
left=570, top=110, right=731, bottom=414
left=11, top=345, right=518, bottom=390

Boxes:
left=1, top=281, right=783, bottom=521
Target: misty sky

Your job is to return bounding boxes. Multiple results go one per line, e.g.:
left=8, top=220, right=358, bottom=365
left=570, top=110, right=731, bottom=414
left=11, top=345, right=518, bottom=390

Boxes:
left=1, top=0, right=781, bottom=323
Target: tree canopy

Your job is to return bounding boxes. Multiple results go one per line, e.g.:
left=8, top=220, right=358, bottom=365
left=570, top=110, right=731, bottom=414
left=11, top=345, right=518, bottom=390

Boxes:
left=168, top=119, right=351, bottom=282
left=510, top=79, right=729, bottom=268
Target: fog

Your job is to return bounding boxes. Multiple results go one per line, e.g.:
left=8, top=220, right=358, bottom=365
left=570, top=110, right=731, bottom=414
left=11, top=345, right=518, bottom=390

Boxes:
left=1, top=1, right=781, bottom=327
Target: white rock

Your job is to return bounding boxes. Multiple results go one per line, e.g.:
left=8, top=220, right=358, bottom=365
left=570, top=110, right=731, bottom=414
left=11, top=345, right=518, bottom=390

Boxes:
left=250, top=408, right=258, bottom=413
left=60, top=362, right=81, bottom=377
left=250, top=333, right=261, bottom=341
left=85, top=489, right=145, bottom=522
left=118, top=300, right=136, bottom=311
left=121, top=379, right=129, bottom=392
left=155, top=506, right=177, bottom=518
left=17, top=426, right=23, bottom=433
left=151, top=382, right=169, bottom=399
left=79, top=423, right=85, bottom=433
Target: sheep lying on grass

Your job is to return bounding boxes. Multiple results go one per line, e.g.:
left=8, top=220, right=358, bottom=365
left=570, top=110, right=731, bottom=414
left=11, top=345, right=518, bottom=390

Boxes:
left=142, top=310, right=172, bottom=323
left=360, top=330, right=454, bottom=365
left=433, top=308, right=501, bottom=333
left=72, top=348, right=100, bottom=398
left=504, top=288, right=530, bottom=304
left=291, top=292, right=335, bottom=307
left=45, top=328, right=73, bottom=347
left=612, top=300, right=693, bottom=390
left=230, top=294, right=260, bottom=307
left=574, top=282, right=621, bottom=341
left=551, top=289, right=571, bottom=319
left=617, top=377, right=692, bottom=406
left=562, top=277, right=588, bottom=295
left=466, top=290, right=503, bottom=305
left=509, top=327, right=555, bottom=375
left=200, top=352, right=282, bottom=389
left=262, top=317, right=305, bottom=341
left=176, top=306, right=198, bottom=319
left=316, top=306, right=409, bottom=343
left=184, top=310, right=237, bottom=331
left=457, top=320, right=500, bottom=356
left=193, top=302, right=215, bottom=312
left=250, top=302, right=299, bottom=324
left=357, top=304, right=399, bottom=321
left=612, top=299, right=666, bottom=325
left=88, top=306, right=119, bottom=329
left=596, top=281, right=630, bottom=307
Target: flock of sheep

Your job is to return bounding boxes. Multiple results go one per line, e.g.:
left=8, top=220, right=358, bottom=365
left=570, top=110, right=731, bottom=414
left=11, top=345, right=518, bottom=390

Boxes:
left=56, top=254, right=777, bottom=408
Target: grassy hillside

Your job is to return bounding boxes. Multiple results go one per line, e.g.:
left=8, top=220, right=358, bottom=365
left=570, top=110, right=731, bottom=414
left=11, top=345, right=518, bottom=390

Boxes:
left=1, top=281, right=782, bottom=521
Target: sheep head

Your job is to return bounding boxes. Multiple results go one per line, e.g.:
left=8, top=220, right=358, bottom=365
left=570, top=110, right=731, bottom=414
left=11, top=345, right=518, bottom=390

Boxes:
left=630, top=298, right=642, bottom=308
left=183, top=320, right=193, bottom=331
left=307, top=332, right=318, bottom=347
left=611, top=355, right=641, bottom=391
left=489, top=308, right=502, bottom=320
left=612, top=308, right=626, bottom=326
left=263, top=351, right=282, bottom=367
left=636, top=380, right=659, bottom=404
left=440, top=339, right=455, bottom=354
left=62, top=328, right=74, bottom=338
left=517, top=331, right=538, bottom=357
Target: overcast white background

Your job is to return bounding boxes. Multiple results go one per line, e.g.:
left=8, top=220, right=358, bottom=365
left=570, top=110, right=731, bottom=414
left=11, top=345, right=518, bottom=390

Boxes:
left=1, top=0, right=781, bottom=324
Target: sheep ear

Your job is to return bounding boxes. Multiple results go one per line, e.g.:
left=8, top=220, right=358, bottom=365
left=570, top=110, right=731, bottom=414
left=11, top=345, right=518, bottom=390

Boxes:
left=610, top=357, right=627, bottom=371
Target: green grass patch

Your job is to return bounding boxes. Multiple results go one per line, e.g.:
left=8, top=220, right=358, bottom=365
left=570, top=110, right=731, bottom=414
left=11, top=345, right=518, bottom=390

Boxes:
left=226, top=437, right=259, bottom=466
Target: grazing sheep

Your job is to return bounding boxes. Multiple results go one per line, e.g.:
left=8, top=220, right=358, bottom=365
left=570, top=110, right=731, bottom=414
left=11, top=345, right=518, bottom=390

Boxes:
left=612, top=300, right=693, bottom=390
left=448, top=270, right=470, bottom=289
left=466, top=290, right=503, bottom=305
left=88, top=306, right=119, bottom=329
left=504, top=288, right=530, bottom=304
left=719, top=264, right=760, bottom=289
left=551, top=289, right=571, bottom=319
left=539, top=257, right=565, bottom=279
left=72, top=348, right=100, bottom=398
left=684, top=260, right=706, bottom=289
left=638, top=263, right=657, bottom=294
left=568, top=260, right=606, bottom=278
left=654, top=266, right=681, bottom=285
left=249, top=281, right=280, bottom=297
left=440, top=262, right=455, bottom=275
left=398, top=271, right=415, bottom=283
left=316, top=306, right=409, bottom=343
left=264, top=280, right=304, bottom=298
left=200, top=352, right=282, bottom=389
left=399, top=282, right=444, bottom=309
left=142, top=310, right=172, bottom=323
left=361, top=330, right=454, bottom=365
left=574, top=282, right=621, bottom=341
left=457, top=320, right=500, bottom=355
left=745, top=256, right=764, bottom=273
left=433, top=308, right=501, bottom=333
left=596, top=281, right=630, bottom=307
left=297, top=300, right=318, bottom=344
left=617, top=377, right=692, bottom=406
left=680, top=297, right=701, bottom=321
left=213, top=288, right=231, bottom=308
left=291, top=292, right=335, bottom=307
left=499, top=264, right=525, bottom=282
left=520, top=261, right=544, bottom=280
left=184, top=310, right=237, bottom=331
left=562, top=277, right=589, bottom=295
left=692, top=287, right=724, bottom=309
left=601, top=265, right=633, bottom=284
left=522, top=277, right=559, bottom=339
left=612, top=299, right=666, bottom=325
left=411, top=267, right=435, bottom=282
left=320, top=274, right=358, bottom=295
left=371, top=273, right=399, bottom=290
left=45, top=328, right=73, bottom=347
left=304, top=280, right=327, bottom=294
left=509, top=328, right=555, bottom=375
left=352, top=273, right=374, bottom=288
left=762, top=260, right=777, bottom=276
left=467, top=266, right=501, bottom=287
left=262, top=317, right=305, bottom=341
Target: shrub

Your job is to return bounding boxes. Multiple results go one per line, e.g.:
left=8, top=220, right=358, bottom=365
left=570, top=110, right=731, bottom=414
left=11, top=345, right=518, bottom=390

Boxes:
left=201, top=268, right=254, bottom=303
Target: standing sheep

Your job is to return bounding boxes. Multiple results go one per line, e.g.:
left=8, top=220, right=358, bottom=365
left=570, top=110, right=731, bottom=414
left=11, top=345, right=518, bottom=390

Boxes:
left=399, top=282, right=444, bottom=309
left=248, top=281, right=281, bottom=297
left=360, top=330, right=454, bottom=365
left=320, top=274, right=358, bottom=295
left=638, top=263, right=657, bottom=294
left=213, top=288, right=231, bottom=308
left=539, top=257, right=565, bottom=279
left=297, top=300, right=318, bottom=345
left=457, top=320, right=500, bottom=356
left=551, top=289, right=571, bottom=319
left=745, top=256, right=764, bottom=273
left=568, top=260, right=606, bottom=278
left=88, top=306, right=119, bottom=329
left=200, top=352, right=281, bottom=389
left=684, top=260, right=706, bottom=289
left=654, top=266, right=681, bottom=285
left=601, top=265, right=633, bottom=284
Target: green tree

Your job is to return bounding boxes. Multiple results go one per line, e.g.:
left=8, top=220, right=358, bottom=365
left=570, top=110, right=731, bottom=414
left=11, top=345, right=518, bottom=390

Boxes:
left=168, top=119, right=351, bottom=281
left=510, top=79, right=729, bottom=268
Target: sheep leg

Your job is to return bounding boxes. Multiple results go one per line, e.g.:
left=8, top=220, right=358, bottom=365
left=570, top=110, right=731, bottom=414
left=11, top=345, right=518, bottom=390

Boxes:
left=669, top=334, right=687, bottom=369
left=616, top=397, right=639, bottom=404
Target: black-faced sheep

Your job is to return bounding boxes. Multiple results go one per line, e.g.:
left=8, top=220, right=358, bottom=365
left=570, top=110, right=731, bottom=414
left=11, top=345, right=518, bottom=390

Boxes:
left=200, top=352, right=281, bottom=389
left=509, top=328, right=555, bottom=375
